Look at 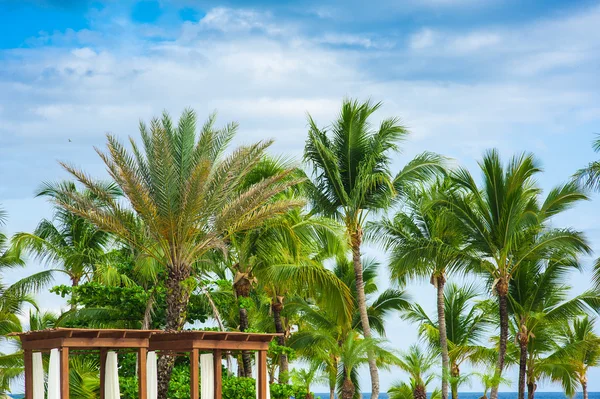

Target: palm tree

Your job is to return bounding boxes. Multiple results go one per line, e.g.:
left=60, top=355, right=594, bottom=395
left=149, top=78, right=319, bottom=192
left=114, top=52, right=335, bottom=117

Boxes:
left=288, top=257, right=409, bottom=399
left=304, top=98, right=443, bottom=399
left=0, top=310, right=57, bottom=396
left=291, top=363, right=327, bottom=399
left=509, top=251, right=600, bottom=399
left=371, top=180, right=471, bottom=399
left=574, top=134, right=600, bottom=191
left=444, top=150, right=590, bottom=399
left=223, top=158, right=351, bottom=378
left=338, top=330, right=398, bottom=399
left=474, top=371, right=511, bottom=399
left=13, top=182, right=118, bottom=304
left=403, top=283, right=495, bottom=399
left=53, top=109, right=304, bottom=397
left=557, top=316, right=600, bottom=399
left=395, top=345, right=436, bottom=399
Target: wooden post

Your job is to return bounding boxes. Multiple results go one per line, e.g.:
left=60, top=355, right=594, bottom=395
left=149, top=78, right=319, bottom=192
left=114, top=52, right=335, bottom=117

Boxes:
left=24, top=349, right=33, bottom=399
left=99, top=349, right=107, bottom=399
left=214, top=349, right=222, bottom=399
left=258, top=350, right=267, bottom=399
left=139, top=348, right=148, bottom=399
left=60, top=347, right=70, bottom=399
left=190, top=349, right=200, bottom=399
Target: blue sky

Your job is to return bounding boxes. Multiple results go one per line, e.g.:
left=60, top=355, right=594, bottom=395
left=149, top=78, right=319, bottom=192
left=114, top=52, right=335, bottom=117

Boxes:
left=1, top=0, right=600, bottom=393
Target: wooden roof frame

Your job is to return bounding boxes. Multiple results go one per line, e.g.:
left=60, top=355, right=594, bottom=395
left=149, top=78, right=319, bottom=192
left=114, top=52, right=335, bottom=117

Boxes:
left=13, top=328, right=159, bottom=351
left=149, top=330, right=281, bottom=352
left=13, top=328, right=281, bottom=399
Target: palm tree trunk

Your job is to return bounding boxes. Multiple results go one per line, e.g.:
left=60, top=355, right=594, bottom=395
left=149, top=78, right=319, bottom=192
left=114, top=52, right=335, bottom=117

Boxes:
left=70, top=276, right=80, bottom=311
left=517, top=327, right=528, bottom=399
left=582, top=375, right=588, bottom=399
left=435, top=274, right=449, bottom=399
left=413, top=385, right=427, bottom=399
left=527, top=381, right=535, bottom=399
left=239, top=306, right=253, bottom=377
left=351, top=228, right=378, bottom=399
left=158, top=266, right=192, bottom=399
left=491, top=279, right=509, bottom=399
left=272, top=300, right=289, bottom=383
left=451, top=363, right=459, bottom=399
left=341, top=377, right=355, bottom=399
left=233, top=271, right=254, bottom=378
left=141, top=293, right=154, bottom=329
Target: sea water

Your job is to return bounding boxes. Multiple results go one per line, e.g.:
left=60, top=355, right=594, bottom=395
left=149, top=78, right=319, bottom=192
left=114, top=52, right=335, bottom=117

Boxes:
left=314, top=393, right=600, bottom=399
left=9, top=393, right=599, bottom=399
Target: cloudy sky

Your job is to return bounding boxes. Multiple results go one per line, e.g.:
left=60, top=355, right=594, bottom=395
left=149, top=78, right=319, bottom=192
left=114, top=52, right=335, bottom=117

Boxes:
left=1, top=0, right=600, bottom=393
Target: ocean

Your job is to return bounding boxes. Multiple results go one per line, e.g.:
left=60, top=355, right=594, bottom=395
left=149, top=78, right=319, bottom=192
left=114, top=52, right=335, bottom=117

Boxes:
left=314, top=393, right=598, bottom=399
left=8, top=393, right=598, bottom=399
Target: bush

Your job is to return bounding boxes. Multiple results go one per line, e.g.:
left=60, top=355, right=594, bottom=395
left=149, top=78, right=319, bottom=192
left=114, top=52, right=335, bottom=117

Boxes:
left=121, top=366, right=308, bottom=399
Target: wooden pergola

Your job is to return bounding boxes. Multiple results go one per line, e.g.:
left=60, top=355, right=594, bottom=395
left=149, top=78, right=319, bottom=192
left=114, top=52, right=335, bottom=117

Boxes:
left=16, top=328, right=158, bottom=399
left=149, top=331, right=280, bottom=399
left=14, top=328, right=280, bottom=399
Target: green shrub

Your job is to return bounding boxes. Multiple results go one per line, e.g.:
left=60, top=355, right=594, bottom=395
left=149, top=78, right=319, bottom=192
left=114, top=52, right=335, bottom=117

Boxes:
left=121, top=369, right=308, bottom=399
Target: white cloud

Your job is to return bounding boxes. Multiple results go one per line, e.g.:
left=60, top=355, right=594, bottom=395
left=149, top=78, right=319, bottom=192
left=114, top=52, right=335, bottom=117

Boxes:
left=2, top=3, right=600, bottom=393
left=409, top=28, right=436, bottom=49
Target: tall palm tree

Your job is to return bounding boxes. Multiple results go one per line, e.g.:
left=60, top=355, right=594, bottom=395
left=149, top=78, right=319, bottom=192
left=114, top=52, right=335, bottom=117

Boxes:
left=395, top=345, right=437, bottom=399
left=303, top=98, right=443, bottom=399
left=53, top=109, right=304, bottom=397
left=403, top=283, right=495, bottom=399
left=509, top=252, right=600, bottom=399
left=574, top=134, right=600, bottom=191
left=370, top=180, right=471, bottom=399
left=557, top=316, right=600, bottom=399
left=444, top=150, right=590, bottom=399
left=13, top=181, right=118, bottom=301
left=288, top=257, right=410, bottom=399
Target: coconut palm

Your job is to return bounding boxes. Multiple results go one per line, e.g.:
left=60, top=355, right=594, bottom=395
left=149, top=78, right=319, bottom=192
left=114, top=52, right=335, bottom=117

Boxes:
left=52, top=109, right=304, bottom=396
left=0, top=309, right=57, bottom=395
left=338, top=330, right=398, bottom=399
left=291, top=363, right=327, bottom=399
left=13, top=182, right=118, bottom=304
left=288, top=257, right=410, bottom=399
left=474, top=371, right=511, bottom=399
left=403, top=283, right=495, bottom=399
left=444, top=150, right=590, bottom=399
left=223, top=158, right=351, bottom=378
left=370, top=180, right=472, bottom=399
left=0, top=207, right=52, bottom=315
left=395, top=345, right=436, bottom=399
left=508, top=253, right=600, bottom=399
left=574, top=135, right=600, bottom=191
left=304, top=98, right=443, bottom=399
left=557, top=316, right=600, bottom=399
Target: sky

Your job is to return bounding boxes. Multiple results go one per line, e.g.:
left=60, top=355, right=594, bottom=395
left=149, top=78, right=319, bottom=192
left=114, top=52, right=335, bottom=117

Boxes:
left=1, top=0, right=600, bottom=394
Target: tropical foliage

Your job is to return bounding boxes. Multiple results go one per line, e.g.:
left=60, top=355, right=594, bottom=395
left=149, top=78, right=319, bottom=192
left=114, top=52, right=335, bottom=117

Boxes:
left=1, top=101, right=600, bottom=399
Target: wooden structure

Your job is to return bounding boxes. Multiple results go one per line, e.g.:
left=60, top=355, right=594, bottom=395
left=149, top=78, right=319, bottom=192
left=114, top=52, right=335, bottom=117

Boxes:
left=14, top=328, right=280, bottom=399
left=15, top=328, right=158, bottom=399
left=149, top=331, right=280, bottom=399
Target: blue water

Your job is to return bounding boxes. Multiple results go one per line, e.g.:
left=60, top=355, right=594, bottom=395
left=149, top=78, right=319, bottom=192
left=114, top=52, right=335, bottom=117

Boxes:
left=8, top=393, right=598, bottom=399
left=315, top=393, right=600, bottom=399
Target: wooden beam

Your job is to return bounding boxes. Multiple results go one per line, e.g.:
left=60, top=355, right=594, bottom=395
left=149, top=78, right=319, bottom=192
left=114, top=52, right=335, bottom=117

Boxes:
left=100, top=349, right=107, bottom=399
left=214, top=349, right=222, bottom=399
left=190, top=349, right=199, bottom=399
left=60, top=347, right=69, bottom=399
left=258, top=350, right=267, bottom=399
left=150, top=340, right=270, bottom=352
left=24, top=349, right=33, bottom=399
left=22, top=338, right=64, bottom=351
left=138, top=348, right=148, bottom=399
